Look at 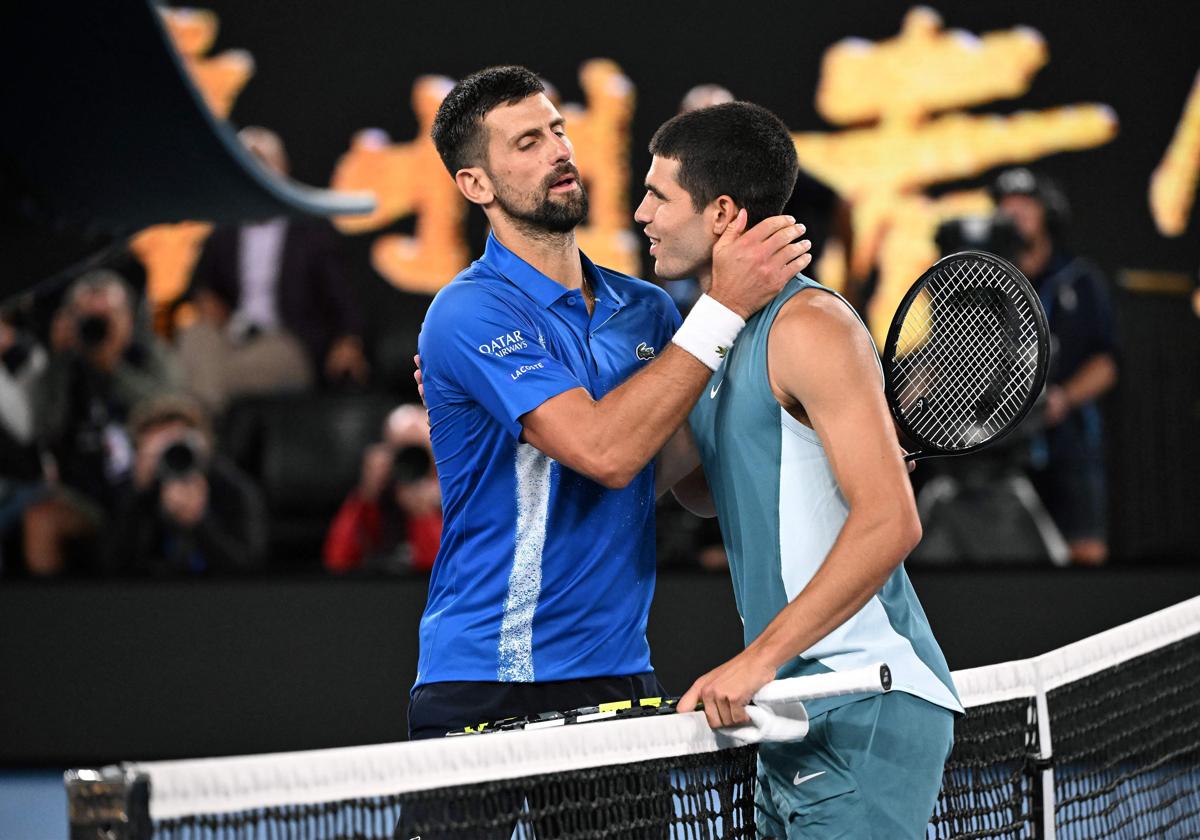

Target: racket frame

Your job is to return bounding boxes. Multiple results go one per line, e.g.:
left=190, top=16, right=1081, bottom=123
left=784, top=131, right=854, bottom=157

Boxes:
left=883, top=250, right=1050, bottom=460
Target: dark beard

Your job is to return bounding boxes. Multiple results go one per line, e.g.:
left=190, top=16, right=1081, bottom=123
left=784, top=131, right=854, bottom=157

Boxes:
left=493, top=175, right=590, bottom=234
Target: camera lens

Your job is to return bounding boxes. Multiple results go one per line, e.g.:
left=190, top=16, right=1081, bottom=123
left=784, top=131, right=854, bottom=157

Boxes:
left=392, top=446, right=432, bottom=485
left=934, top=216, right=1024, bottom=264
left=157, top=439, right=202, bottom=481
left=76, top=315, right=110, bottom=349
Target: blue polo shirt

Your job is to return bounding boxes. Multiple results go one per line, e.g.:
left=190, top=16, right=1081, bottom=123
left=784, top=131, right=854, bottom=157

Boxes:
left=415, top=233, right=682, bottom=688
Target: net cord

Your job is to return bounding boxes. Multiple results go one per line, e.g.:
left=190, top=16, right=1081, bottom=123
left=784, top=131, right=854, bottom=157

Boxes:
left=127, top=665, right=892, bottom=821
left=117, top=597, right=1200, bottom=827
left=125, top=711, right=738, bottom=821
left=952, top=594, right=1200, bottom=708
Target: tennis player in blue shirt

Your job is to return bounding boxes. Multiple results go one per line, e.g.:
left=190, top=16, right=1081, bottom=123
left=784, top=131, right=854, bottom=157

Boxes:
left=410, top=66, right=811, bottom=740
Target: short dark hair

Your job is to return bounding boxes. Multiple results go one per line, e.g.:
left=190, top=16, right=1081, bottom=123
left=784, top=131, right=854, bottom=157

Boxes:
left=431, top=66, right=545, bottom=175
left=649, top=102, right=799, bottom=227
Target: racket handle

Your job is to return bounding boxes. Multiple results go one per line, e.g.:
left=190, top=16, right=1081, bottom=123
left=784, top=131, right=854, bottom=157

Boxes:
left=753, top=663, right=892, bottom=706
left=905, top=451, right=958, bottom=463
left=717, top=703, right=810, bottom=746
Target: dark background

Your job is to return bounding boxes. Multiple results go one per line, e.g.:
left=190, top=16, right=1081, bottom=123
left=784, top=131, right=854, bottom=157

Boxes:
left=4, top=569, right=1200, bottom=766
left=190, top=0, right=1200, bottom=560
left=199, top=0, right=1200, bottom=277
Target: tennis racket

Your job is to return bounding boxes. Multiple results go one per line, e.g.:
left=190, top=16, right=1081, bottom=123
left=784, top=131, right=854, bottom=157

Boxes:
left=883, top=250, right=1049, bottom=462
left=448, top=663, right=891, bottom=745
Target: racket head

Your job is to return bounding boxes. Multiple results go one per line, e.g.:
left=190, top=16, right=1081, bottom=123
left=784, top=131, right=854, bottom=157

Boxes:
left=883, top=250, right=1049, bottom=458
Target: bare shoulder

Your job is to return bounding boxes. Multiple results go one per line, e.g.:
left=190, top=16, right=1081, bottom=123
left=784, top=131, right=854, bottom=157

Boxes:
left=766, top=288, right=882, bottom=409
left=769, top=288, right=873, bottom=356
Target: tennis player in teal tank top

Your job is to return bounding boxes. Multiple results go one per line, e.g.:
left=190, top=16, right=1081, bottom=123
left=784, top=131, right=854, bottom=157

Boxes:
left=639, top=103, right=963, bottom=838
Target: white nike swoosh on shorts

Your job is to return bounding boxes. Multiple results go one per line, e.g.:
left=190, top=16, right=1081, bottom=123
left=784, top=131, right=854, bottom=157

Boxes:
left=710, top=382, right=721, bottom=398
left=793, top=770, right=826, bottom=786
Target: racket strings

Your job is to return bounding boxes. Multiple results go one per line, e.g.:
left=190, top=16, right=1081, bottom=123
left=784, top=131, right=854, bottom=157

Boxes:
left=890, top=258, right=1042, bottom=451
left=898, top=291, right=1029, bottom=446
left=894, top=268, right=1015, bottom=418
left=898, top=272, right=1037, bottom=447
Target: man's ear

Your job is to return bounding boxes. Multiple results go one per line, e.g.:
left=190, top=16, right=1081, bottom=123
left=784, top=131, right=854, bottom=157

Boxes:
left=710, top=196, right=742, bottom=236
left=455, top=167, right=494, bottom=206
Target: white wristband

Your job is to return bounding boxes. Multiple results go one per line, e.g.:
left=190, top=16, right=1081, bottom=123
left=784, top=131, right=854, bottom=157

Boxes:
left=671, top=293, right=746, bottom=371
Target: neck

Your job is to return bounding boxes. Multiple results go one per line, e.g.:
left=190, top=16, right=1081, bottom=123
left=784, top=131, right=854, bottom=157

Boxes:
left=490, top=214, right=584, bottom=290
left=695, top=262, right=714, bottom=295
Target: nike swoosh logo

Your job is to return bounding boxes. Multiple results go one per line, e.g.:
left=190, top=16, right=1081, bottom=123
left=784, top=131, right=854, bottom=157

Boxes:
left=710, top=382, right=721, bottom=399
left=793, top=770, right=825, bottom=786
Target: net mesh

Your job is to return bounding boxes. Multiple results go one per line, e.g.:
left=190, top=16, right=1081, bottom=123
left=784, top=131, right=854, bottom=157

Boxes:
left=929, top=697, right=1040, bottom=839
left=66, top=598, right=1200, bottom=840
left=1049, top=635, right=1200, bottom=839
left=889, top=255, right=1043, bottom=453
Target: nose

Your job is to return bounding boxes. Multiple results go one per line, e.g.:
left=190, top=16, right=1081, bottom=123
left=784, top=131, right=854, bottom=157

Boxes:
left=550, top=132, right=571, bottom=165
left=634, top=194, right=653, bottom=225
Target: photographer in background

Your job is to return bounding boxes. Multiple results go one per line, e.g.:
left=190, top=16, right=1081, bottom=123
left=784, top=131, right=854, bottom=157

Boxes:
left=323, top=404, right=441, bottom=574
left=992, top=168, right=1119, bottom=566
left=23, top=270, right=182, bottom=575
left=909, top=214, right=1070, bottom=566
left=178, top=127, right=367, bottom=415
left=104, top=394, right=267, bottom=575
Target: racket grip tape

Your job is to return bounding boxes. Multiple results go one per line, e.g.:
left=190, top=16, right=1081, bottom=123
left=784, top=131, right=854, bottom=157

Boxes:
left=753, top=662, right=892, bottom=706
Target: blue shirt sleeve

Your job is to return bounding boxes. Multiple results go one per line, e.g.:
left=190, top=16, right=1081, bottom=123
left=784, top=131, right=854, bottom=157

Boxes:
left=419, top=283, right=583, bottom=439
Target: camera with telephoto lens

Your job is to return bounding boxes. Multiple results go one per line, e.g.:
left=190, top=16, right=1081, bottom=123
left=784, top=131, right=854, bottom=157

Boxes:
left=156, top=432, right=210, bottom=482
left=934, top=214, right=1024, bottom=265
left=392, top=445, right=432, bottom=486
left=75, top=314, right=111, bottom=350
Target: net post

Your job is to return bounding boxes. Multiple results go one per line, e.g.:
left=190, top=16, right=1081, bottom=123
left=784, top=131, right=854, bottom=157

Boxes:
left=64, top=766, right=151, bottom=840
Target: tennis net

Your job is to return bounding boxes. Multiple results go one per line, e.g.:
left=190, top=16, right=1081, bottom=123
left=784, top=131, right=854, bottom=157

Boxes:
left=67, top=596, right=1200, bottom=839
left=931, top=593, right=1200, bottom=839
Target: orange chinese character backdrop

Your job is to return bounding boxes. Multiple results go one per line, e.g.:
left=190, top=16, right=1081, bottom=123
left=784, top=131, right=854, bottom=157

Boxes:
left=331, top=59, right=639, bottom=295
left=794, top=7, right=1117, bottom=345
left=1150, top=69, right=1200, bottom=238
left=132, top=4, right=1200, bottom=346
left=330, top=76, right=469, bottom=296
left=562, top=60, right=639, bottom=277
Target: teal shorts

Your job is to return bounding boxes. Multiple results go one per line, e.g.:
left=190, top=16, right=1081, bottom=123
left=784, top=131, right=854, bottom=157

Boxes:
left=754, top=691, right=955, bottom=839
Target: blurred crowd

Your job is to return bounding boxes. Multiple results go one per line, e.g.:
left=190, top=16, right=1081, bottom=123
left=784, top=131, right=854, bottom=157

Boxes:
left=0, top=123, right=1120, bottom=579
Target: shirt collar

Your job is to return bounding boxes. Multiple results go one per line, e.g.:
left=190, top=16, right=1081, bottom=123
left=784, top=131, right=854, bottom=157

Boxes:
left=482, top=232, right=625, bottom=310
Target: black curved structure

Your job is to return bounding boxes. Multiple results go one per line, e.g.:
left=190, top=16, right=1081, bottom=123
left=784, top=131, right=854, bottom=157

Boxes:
left=0, top=1, right=374, bottom=302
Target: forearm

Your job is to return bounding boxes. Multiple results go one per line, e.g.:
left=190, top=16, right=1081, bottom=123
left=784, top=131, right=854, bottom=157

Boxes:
left=591, top=346, right=711, bottom=482
left=527, top=344, right=711, bottom=489
left=1061, top=353, right=1117, bottom=407
left=745, top=508, right=919, bottom=670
